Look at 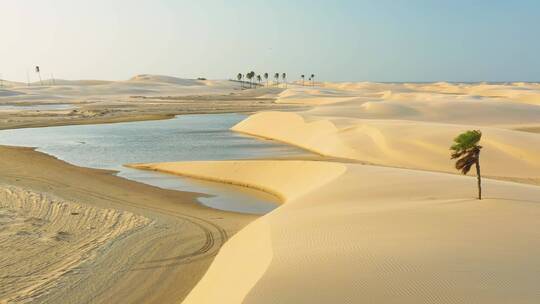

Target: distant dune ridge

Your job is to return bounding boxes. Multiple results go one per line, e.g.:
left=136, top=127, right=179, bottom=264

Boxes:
left=0, top=74, right=235, bottom=102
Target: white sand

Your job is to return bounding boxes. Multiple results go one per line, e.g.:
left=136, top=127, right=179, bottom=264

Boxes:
left=173, top=82, right=540, bottom=303
left=232, top=82, right=540, bottom=183
left=233, top=111, right=540, bottom=180
left=135, top=160, right=540, bottom=304
left=128, top=160, right=346, bottom=202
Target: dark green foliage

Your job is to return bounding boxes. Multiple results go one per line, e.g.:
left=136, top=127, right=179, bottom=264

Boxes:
left=450, top=130, right=483, bottom=199
left=450, top=130, right=482, bottom=174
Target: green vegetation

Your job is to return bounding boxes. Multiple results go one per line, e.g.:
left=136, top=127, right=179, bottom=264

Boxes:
left=450, top=130, right=483, bottom=199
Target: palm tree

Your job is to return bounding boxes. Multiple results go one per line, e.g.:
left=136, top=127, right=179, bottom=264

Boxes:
left=282, top=73, right=287, bottom=88
left=311, top=74, right=315, bottom=87
left=263, top=72, right=269, bottom=86
left=257, top=74, right=262, bottom=87
left=274, top=73, right=279, bottom=87
left=450, top=130, right=483, bottom=199
left=301, top=74, right=305, bottom=86
left=237, top=73, right=243, bottom=88
left=246, top=71, right=254, bottom=88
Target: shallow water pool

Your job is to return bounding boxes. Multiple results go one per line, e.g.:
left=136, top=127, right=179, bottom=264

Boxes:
left=0, top=113, right=305, bottom=214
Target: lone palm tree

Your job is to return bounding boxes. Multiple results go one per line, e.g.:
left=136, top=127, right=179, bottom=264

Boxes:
left=450, top=130, right=483, bottom=199
left=256, top=74, right=262, bottom=87
left=282, top=73, right=287, bottom=88
left=311, top=74, right=315, bottom=86
left=237, top=73, right=243, bottom=88
left=301, top=74, right=305, bottom=86
left=264, top=73, right=269, bottom=86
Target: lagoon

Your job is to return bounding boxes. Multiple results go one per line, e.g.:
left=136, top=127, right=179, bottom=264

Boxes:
left=0, top=113, right=305, bottom=214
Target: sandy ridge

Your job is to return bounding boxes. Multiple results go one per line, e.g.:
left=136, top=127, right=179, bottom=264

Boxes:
left=127, top=160, right=347, bottom=202
left=232, top=111, right=540, bottom=181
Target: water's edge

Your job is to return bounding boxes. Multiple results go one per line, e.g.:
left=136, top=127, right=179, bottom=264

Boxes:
left=0, top=113, right=306, bottom=214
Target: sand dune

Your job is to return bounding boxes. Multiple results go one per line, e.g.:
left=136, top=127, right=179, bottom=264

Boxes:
left=174, top=82, right=540, bottom=303
left=233, top=82, right=540, bottom=183
left=127, top=160, right=346, bottom=202
left=133, top=160, right=540, bottom=304
left=233, top=112, right=540, bottom=180
left=0, top=185, right=150, bottom=303
left=127, top=74, right=203, bottom=86
left=0, top=74, right=239, bottom=102
left=276, top=83, right=540, bottom=126
left=3, top=79, right=539, bottom=303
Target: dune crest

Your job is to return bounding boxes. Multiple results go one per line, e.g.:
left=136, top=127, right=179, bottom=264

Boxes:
left=127, top=160, right=347, bottom=202
left=232, top=111, right=540, bottom=181
left=232, top=112, right=359, bottom=159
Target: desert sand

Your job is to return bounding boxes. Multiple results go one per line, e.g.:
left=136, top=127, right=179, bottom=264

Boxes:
left=2, top=77, right=540, bottom=303
left=233, top=82, right=540, bottom=184
left=0, top=75, right=301, bottom=130
left=0, top=75, right=301, bottom=303
left=0, top=185, right=149, bottom=303
left=133, top=160, right=540, bottom=304
left=127, top=81, right=540, bottom=303
left=0, top=145, right=256, bottom=303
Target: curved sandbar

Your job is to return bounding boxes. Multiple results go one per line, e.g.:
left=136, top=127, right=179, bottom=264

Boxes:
left=126, top=160, right=347, bottom=203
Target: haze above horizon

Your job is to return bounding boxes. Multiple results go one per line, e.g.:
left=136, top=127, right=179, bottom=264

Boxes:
left=1, top=0, right=539, bottom=83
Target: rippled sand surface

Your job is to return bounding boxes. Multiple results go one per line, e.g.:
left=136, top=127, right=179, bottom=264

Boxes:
left=0, top=186, right=150, bottom=303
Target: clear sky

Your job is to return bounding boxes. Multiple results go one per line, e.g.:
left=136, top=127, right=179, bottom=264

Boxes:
left=1, top=0, right=539, bottom=82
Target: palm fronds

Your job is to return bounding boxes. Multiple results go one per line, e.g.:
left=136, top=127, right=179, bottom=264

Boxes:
left=450, top=130, right=483, bottom=199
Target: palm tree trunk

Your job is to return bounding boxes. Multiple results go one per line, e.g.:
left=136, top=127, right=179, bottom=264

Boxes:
left=475, top=157, right=482, bottom=200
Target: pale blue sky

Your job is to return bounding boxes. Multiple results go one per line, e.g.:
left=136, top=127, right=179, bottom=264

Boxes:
left=1, top=0, right=539, bottom=82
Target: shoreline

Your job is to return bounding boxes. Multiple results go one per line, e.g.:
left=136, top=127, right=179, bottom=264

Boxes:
left=0, top=144, right=257, bottom=303
left=0, top=107, right=299, bottom=131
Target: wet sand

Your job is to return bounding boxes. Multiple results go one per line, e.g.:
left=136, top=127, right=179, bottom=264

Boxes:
left=0, top=145, right=256, bottom=303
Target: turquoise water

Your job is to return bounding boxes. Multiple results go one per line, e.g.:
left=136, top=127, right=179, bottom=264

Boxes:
left=0, top=114, right=304, bottom=214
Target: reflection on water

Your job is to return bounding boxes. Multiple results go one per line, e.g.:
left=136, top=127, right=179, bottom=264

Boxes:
left=0, top=113, right=303, bottom=214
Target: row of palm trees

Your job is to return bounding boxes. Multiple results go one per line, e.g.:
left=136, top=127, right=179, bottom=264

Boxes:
left=235, top=72, right=316, bottom=89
